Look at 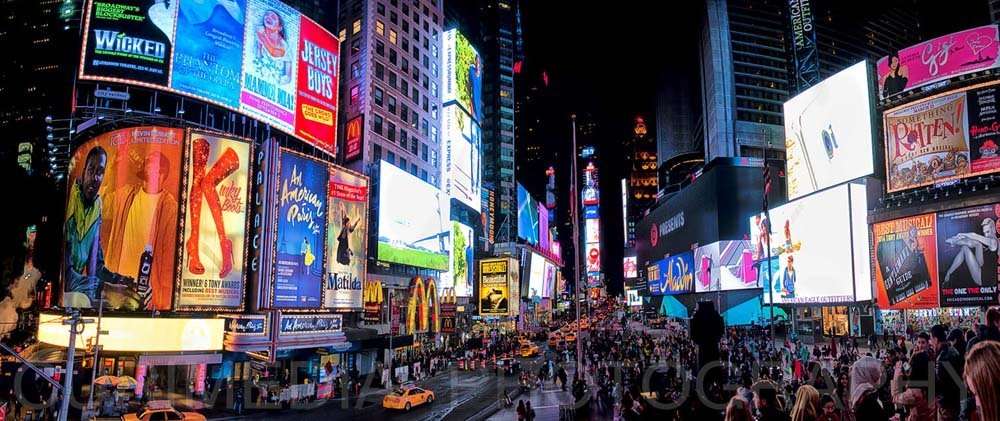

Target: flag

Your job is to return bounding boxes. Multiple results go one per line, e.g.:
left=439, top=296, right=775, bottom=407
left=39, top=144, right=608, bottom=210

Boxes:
left=762, top=164, right=771, bottom=212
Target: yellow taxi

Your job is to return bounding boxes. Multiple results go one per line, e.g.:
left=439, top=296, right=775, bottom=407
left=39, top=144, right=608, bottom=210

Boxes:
left=565, top=332, right=577, bottom=343
left=519, top=342, right=541, bottom=357
left=580, top=319, right=590, bottom=330
left=383, top=384, right=435, bottom=411
left=122, top=400, right=206, bottom=421
left=547, top=332, right=562, bottom=347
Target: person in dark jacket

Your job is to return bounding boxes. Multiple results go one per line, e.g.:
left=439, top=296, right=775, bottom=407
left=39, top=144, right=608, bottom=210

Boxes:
left=753, top=380, right=790, bottom=421
left=850, top=356, right=890, bottom=421
left=931, top=324, right=963, bottom=421
left=966, top=308, right=1000, bottom=352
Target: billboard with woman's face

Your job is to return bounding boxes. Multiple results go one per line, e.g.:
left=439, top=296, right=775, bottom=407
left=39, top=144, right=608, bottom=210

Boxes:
left=324, top=167, right=369, bottom=310
left=937, top=204, right=1000, bottom=307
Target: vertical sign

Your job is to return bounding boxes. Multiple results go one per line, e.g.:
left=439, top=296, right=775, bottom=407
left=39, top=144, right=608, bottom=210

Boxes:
left=343, top=116, right=363, bottom=162
left=295, top=16, right=340, bottom=154
left=787, top=0, right=819, bottom=91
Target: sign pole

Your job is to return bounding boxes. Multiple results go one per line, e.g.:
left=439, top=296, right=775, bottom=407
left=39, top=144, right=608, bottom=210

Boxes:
left=570, top=115, right=583, bottom=371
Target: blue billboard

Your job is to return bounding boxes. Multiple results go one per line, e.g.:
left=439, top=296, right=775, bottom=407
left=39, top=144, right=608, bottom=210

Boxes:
left=517, top=183, right=539, bottom=244
left=273, top=150, right=328, bottom=308
left=649, top=252, right=694, bottom=296
left=171, top=0, right=247, bottom=108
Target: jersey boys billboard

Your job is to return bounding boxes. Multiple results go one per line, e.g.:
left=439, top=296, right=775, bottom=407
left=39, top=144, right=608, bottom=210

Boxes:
left=79, top=0, right=339, bottom=155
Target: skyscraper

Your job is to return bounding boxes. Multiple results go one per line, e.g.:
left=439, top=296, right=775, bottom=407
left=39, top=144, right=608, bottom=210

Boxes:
left=338, top=0, right=444, bottom=185
left=623, top=117, right=657, bottom=249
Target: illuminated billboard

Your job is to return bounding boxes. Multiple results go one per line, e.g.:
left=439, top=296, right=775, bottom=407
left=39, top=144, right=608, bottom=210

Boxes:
left=527, top=252, right=546, bottom=300
left=543, top=260, right=557, bottom=298
left=177, top=132, right=252, bottom=309
left=441, top=221, right=474, bottom=297
left=649, top=252, right=694, bottom=295
left=344, top=115, right=363, bottom=162
left=872, top=214, right=940, bottom=310
left=623, top=256, right=638, bottom=279
left=442, top=29, right=483, bottom=122
left=751, top=183, right=870, bottom=304
left=877, top=25, right=1000, bottom=98
left=692, top=241, right=757, bottom=293
left=272, top=150, right=328, bottom=308
left=538, top=202, right=550, bottom=252
left=517, top=184, right=539, bottom=244
left=78, top=0, right=340, bottom=155
left=377, top=161, right=450, bottom=270
left=586, top=243, right=601, bottom=273
left=324, top=167, right=369, bottom=310
left=443, top=104, right=482, bottom=211
left=479, top=258, right=512, bottom=317
left=936, top=204, right=1000, bottom=307
left=39, top=313, right=223, bottom=352
left=585, top=219, right=600, bottom=244
left=626, top=289, right=641, bottom=306
left=63, top=127, right=184, bottom=310
left=784, top=61, right=874, bottom=200
left=884, top=82, right=1000, bottom=192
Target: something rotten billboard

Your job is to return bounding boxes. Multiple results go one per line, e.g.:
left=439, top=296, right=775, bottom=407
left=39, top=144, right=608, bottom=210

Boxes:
left=63, top=127, right=184, bottom=310
left=79, top=0, right=340, bottom=155
left=272, top=150, right=328, bottom=308
left=872, top=214, right=940, bottom=310
left=177, top=132, right=252, bottom=309
left=884, top=82, right=1000, bottom=192
left=936, top=204, right=999, bottom=307
left=324, top=167, right=368, bottom=310
left=877, top=25, right=1000, bottom=99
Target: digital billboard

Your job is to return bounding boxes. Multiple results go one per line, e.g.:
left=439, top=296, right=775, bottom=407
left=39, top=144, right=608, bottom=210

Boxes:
left=784, top=61, right=874, bottom=200
left=623, top=256, right=638, bottom=279
left=527, top=252, right=546, bottom=300
left=377, top=161, right=450, bottom=270
left=884, top=82, right=1000, bottom=192
left=751, top=183, right=870, bottom=304
left=586, top=243, right=601, bottom=273
left=585, top=219, right=600, bottom=244
left=872, top=214, right=940, bottom=310
left=649, top=252, right=694, bottom=295
left=442, top=29, right=483, bottom=122
left=172, top=0, right=246, bottom=108
left=343, top=115, right=363, bottom=162
left=324, top=167, right=368, bottom=310
left=443, top=104, right=482, bottom=211
left=63, top=127, right=184, bottom=310
left=479, top=258, right=511, bottom=317
left=177, top=132, right=252, bottom=309
left=441, top=221, right=474, bottom=297
left=936, top=204, right=1000, bottom=307
left=272, top=150, right=328, bottom=308
left=626, top=289, right=641, bottom=306
left=543, top=260, right=557, bottom=299
left=538, top=203, right=550, bottom=252
left=693, top=243, right=720, bottom=293
left=693, top=240, right=759, bottom=293
left=877, top=25, right=1000, bottom=98
left=517, top=184, right=539, bottom=244
left=78, top=0, right=340, bottom=155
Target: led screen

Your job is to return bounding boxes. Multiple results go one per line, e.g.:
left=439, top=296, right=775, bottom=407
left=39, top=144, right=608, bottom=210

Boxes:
left=517, top=183, right=539, bottom=244
left=586, top=243, right=601, bottom=273
left=693, top=240, right=759, bottom=293
left=479, top=258, right=511, bottom=316
left=936, top=204, right=1000, bottom=307
left=585, top=219, right=600, bottom=244
left=538, top=203, right=550, bottom=252
left=78, top=0, right=340, bottom=154
left=751, top=183, right=869, bottom=304
left=784, top=61, right=874, bottom=200
left=527, top=252, right=546, bottom=301
left=626, top=289, right=641, bottom=306
left=884, top=82, right=1000, bottom=192
left=648, top=252, right=693, bottom=296
left=623, top=256, right=638, bottom=279
left=377, top=161, right=450, bottom=270
left=440, top=221, right=474, bottom=297
left=442, top=29, right=483, bottom=122
left=443, top=104, right=482, bottom=211
left=877, top=25, right=1000, bottom=99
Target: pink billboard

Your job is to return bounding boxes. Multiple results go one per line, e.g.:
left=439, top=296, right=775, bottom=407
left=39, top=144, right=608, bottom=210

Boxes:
left=538, top=203, right=550, bottom=252
left=877, top=25, right=1000, bottom=99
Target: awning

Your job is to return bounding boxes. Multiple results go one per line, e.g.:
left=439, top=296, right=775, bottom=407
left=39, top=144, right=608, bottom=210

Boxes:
left=138, top=353, right=222, bottom=366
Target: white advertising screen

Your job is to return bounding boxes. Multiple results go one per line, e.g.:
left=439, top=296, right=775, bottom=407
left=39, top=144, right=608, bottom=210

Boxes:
left=784, top=61, right=874, bottom=200
left=693, top=240, right=758, bottom=292
left=443, top=104, right=482, bottom=212
left=441, top=221, right=474, bottom=297
left=750, top=183, right=869, bottom=304
left=586, top=219, right=600, bottom=244
left=626, top=289, right=642, bottom=306
left=623, top=256, right=638, bottom=279
left=527, top=252, right=546, bottom=300
left=377, top=161, right=450, bottom=270
left=543, top=260, right=557, bottom=298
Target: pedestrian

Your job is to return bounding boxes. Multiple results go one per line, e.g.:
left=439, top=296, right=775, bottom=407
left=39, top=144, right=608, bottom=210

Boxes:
left=964, top=341, right=1000, bottom=421
left=849, top=356, right=889, bottom=421
left=892, top=351, right=935, bottom=421
left=724, top=396, right=752, bottom=421
left=517, top=399, right=526, bottom=421
left=753, top=380, right=790, bottom=421
left=818, top=394, right=840, bottom=421
left=791, top=385, right=820, bottom=421
left=233, top=381, right=245, bottom=416
left=525, top=400, right=536, bottom=421
left=930, top=324, right=962, bottom=420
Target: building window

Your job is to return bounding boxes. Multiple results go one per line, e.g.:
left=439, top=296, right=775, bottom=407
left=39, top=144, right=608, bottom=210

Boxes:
left=376, top=20, right=385, bottom=36
left=411, top=111, right=418, bottom=127
left=431, top=43, right=437, bottom=58
left=411, top=87, right=419, bottom=103
left=389, top=71, right=397, bottom=88
left=400, top=132, right=408, bottom=149
left=410, top=136, right=419, bottom=155
left=422, top=54, right=429, bottom=69
left=389, top=29, right=397, bottom=45
left=413, top=27, right=420, bottom=39
left=375, top=62, right=384, bottom=80
left=390, top=11, right=397, bottom=24
left=400, top=157, right=407, bottom=170
left=431, top=62, right=438, bottom=77
left=401, top=38, right=409, bottom=54
left=402, top=20, right=409, bottom=33
left=390, top=0, right=397, bottom=5
left=422, top=75, right=429, bottom=89
left=352, top=19, right=361, bottom=35
left=374, top=87, right=383, bottom=106
left=401, top=79, right=409, bottom=96
left=377, top=2, right=385, bottom=15
left=430, top=175, right=437, bottom=185
left=387, top=95, right=396, bottom=113
left=421, top=143, right=428, bottom=161
left=373, top=143, right=382, bottom=161
left=401, top=127, right=408, bottom=146
left=420, top=169, right=428, bottom=182
left=422, top=95, right=429, bottom=112
left=376, top=40, right=385, bottom=56
left=431, top=126, right=438, bottom=144
left=423, top=20, right=429, bottom=31
left=431, top=81, right=438, bottom=98
left=387, top=121, right=396, bottom=141
left=431, top=104, right=438, bottom=119
left=401, top=104, right=409, bottom=122
left=413, top=68, right=420, bottom=83
left=420, top=118, right=429, bottom=137
left=351, top=39, right=360, bottom=55
left=349, top=85, right=359, bottom=105
left=410, top=163, right=418, bottom=176
left=386, top=150, right=395, bottom=164
left=402, top=4, right=409, bottom=14
left=351, top=61, right=361, bottom=80
left=401, top=58, right=409, bottom=73
left=412, top=45, right=419, bottom=59
left=373, top=114, right=383, bottom=135
left=389, top=49, right=397, bottom=65
left=339, top=29, right=347, bottom=41
left=431, top=150, right=438, bottom=167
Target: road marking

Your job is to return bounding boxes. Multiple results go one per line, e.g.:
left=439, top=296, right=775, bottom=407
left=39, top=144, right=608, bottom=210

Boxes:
left=533, top=405, right=560, bottom=409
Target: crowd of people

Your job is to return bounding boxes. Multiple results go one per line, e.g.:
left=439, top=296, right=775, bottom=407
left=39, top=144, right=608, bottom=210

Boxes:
left=547, top=300, right=1000, bottom=421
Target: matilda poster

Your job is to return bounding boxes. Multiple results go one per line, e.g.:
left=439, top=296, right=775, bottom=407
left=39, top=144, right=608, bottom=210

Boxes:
left=937, top=204, right=1000, bottom=307
left=240, top=0, right=299, bottom=133
left=273, top=151, right=327, bottom=308
left=81, top=0, right=176, bottom=86
left=177, top=132, right=251, bottom=309
left=323, top=167, right=368, bottom=310
left=63, top=127, right=183, bottom=310
left=872, top=214, right=939, bottom=310
left=171, top=0, right=247, bottom=108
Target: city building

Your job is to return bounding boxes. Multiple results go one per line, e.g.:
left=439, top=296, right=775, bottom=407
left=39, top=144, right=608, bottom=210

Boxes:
left=623, top=116, right=657, bottom=249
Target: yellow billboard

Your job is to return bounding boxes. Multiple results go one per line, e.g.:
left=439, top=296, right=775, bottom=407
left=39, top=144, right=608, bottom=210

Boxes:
left=479, top=258, right=512, bottom=316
